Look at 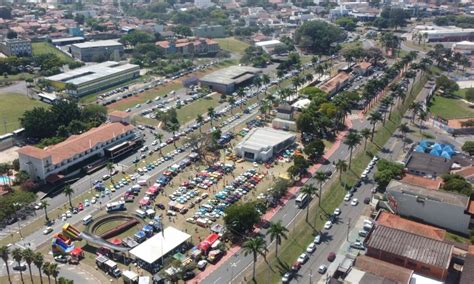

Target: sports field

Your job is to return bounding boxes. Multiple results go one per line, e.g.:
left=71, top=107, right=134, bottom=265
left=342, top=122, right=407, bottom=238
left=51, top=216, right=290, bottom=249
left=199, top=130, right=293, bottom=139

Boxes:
left=0, top=93, right=48, bottom=134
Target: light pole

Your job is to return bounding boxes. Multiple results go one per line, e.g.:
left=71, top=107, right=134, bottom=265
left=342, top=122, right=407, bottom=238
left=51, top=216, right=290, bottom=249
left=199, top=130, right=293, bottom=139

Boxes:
left=13, top=202, right=24, bottom=240
left=229, top=262, right=237, bottom=284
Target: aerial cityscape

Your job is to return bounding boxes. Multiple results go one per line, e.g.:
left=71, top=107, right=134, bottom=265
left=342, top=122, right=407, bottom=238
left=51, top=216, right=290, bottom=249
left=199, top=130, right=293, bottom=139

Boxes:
left=0, top=0, right=473, bottom=283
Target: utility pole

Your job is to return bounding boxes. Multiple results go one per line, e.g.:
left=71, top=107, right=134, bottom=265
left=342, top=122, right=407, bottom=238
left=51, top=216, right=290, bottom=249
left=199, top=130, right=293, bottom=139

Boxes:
left=309, top=269, right=313, bottom=284
left=346, top=218, right=351, bottom=242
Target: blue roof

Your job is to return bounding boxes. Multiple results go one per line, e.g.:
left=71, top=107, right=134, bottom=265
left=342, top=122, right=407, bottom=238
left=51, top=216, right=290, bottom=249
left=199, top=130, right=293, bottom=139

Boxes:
left=430, top=148, right=441, bottom=156
left=415, top=145, right=425, bottom=152
left=432, top=144, right=442, bottom=150
left=419, top=140, right=430, bottom=148
left=441, top=151, right=452, bottom=159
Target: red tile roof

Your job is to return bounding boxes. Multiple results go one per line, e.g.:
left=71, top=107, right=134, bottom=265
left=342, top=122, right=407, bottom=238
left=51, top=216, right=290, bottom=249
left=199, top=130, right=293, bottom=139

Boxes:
left=18, top=122, right=134, bottom=164
left=376, top=212, right=446, bottom=241
left=354, top=255, right=413, bottom=283
left=400, top=174, right=442, bottom=190
left=468, top=200, right=474, bottom=215
left=109, top=110, right=130, bottom=119
left=319, top=72, right=351, bottom=94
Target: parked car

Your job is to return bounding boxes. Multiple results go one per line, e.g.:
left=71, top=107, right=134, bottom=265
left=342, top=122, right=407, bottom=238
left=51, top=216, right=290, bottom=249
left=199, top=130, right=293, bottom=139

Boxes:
left=297, top=253, right=308, bottom=264
left=282, top=272, right=293, bottom=283
left=324, top=221, right=332, bottom=230
left=318, top=265, right=327, bottom=274
left=351, top=198, right=359, bottom=206
left=327, top=252, right=336, bottom=262
left=306, top=243, right=316, bottom=254
left=43, top=227, right=53, bottom=235
left=314, top=234, right=321, bottom=244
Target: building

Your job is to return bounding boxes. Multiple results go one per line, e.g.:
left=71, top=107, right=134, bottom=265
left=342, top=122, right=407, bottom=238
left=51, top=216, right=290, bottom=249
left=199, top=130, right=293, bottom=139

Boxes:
left=51, top=37, right=85, bottom=46
left=17, top=121, right=136, bottom=182
left=199, top=65, right=261, bottom=94
left=344, top=255, right=414, bottom=284
left=318, top=72, right=352, bottom=96
left=45, top=61, right=140, bottom=97
left=460, top=253, right=474, bottom=284
left=234, top=127, right=296, bottom=162
left=0, top=38, right=32, bottom=56
left=375, top=212, right=446, bottom=241
left=417, top=27, right=474, bottom=43
left=108, top=111, right=131, bottom=124
left=255, top=39, right=283, bottom=54
left=353, top=61, right=373, bottom=76
left=70, top=40, right=124, bottom=62
left=272, top=103, right=297, bottom=131
left=194, top=0, right=214, bottom=9
left=156, top=38, right=219, bottom=56
left=129, top=226, right=191, bottom=273
left=365, top=225, right=453, bottom=281
left=386, top=180, right=472, bottom=235
left=405, top=151, right=453, bottom=177
left=192, top=25, right=226, bottom=38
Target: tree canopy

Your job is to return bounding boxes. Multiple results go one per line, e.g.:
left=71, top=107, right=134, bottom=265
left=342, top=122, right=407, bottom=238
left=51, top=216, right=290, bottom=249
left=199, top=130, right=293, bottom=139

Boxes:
left=462, top=141, right=474, bottom=156
left=374, top=159, right=404, bottom=189
left=121, top=30, right=156, bottom=46
left=441, top=174, right=472, bottom=196
left=435, top=75, right=459, bottom=95
left=294, top=20, right=345, bottom=55
left=224, top=202, right=261, bottom=237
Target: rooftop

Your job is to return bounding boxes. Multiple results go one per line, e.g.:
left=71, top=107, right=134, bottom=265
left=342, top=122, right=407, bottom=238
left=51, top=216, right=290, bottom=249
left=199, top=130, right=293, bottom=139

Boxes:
left=255, top=39, right=282, bottom=47
left=460, top=254, right=474, bottom=284
left=366, top=225, right=453, bottom=269
left=109, top=110, right=130, bottom=119
left=200, top=65, right=261, bottom=85
left=17, top=122, right=134, bottom=164
left=354, top=255, right=413, bottom=284
left=376, top=212, right=446, bottom=241
left=406, top=152, right=453, bottom=175
left=387, top=180, right=470, bottom=208
left=46, top=61, right=139, bottom=86
left=400, top=174, right=442, bottom=190
left=236, top=127, right=295, bottom=152
left=129, top=226, right=191, bottom=264
left=319, top=72, right=351, bottom=94
left=72, top=40, right=123, bottom=48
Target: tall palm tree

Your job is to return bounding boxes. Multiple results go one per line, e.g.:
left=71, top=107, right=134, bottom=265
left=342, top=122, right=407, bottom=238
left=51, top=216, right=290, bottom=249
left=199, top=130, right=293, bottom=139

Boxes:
left=22, top=248, right=35, bottom=284
left=305, top=73, right=313, bottom=84
left=196, top=114, right=203, bottom=132
left=360, top=128, right=371, bottom=150
left=409, top=102, right=422, bottom=123
left=344, top=130, right=361, bottom=168
left=367, top=112, right=383, bottom=141
left=335, top=159, right=348, bottom=182
left=242, top=236, right=267, bottom=280
left=267, top=220, right=288, bottom=257
left=314, top=171, right=328, bottom=205
left=43, top=262, right=52, bottom=284
left=40, top=200, right=49, bottom=222
left=417, top=110, right=428, bottom=133
left=262, top=74, right=270, bottom=98
left=237, top=88, right=246, bottom=109
left=227, top=97, right=236, bottom=114
left=398, top=122, right=410, bottom=148
left=300, top=184, right=317, bottom=221
left=207, top=107, right=215, bottom=126
left=49, top=263, right=59, bottom=284
left=12, top=248, right=24, bottom=284
left=0, top=245, right=12, bottom=284
left=276, top=70, right=284, bottom=88
left=63, top=185, right=74, bottom=208
left=154, top=132, right=164, bottom=155
left=106, top=161, right=114, bottom=176
left=33, top=252, right=44, bottom=284
left=253, top=76, right=262, bottom=99
left=292, top=75, right=301, bottom=93
left=168, top=123, right=180, bottom=148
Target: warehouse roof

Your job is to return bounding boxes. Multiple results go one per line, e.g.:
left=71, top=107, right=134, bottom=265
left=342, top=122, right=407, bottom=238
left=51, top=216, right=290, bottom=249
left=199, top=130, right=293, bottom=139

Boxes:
left=200, top=65, right=261, bottom=85
left=354, top=255, right=413, bottom=284
left=129, top=227, right=191, bottom=264
left=236, top=127, right=295, bottom=152
left=46, top=61, right=139, bottom=86
left=376, top=212, right=446, bottom=241
left=406, top=152, right=453, bottom=175
left=366, top=225, right=453, bottom=269
left=387, top=180, right=470, bottom=208
left=72, top=39, right=123, bottom=48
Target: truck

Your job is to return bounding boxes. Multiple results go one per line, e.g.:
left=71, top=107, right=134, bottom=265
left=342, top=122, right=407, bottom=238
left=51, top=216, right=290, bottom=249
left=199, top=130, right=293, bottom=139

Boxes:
left=96, top=255, right=121, bottom=277
left=106, top=200, right=125, bottom=212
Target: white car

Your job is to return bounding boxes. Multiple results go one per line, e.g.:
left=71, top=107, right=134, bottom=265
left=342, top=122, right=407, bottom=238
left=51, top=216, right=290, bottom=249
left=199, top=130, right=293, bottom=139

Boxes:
left=297, top=253, right=309, bottom=264
left=306, top=243, right=317, bottom=254
left=66, top=211, right=72, bottom=218
left=344, top=193, right=352, bottom=201
left=197, top=260, right=207, bottom=270
left=318, top=265, right=327, bottom=274
left=351, top=198, right=359, bottom=206
left=324, top=221, right=332, bottom=230
left=333, top=208, right=341, bottom=216
left=281, top=272, right=292, bottom=283
left=43, top=227, right=53, bottom=235
left=314, top=234, right=321, bottom=244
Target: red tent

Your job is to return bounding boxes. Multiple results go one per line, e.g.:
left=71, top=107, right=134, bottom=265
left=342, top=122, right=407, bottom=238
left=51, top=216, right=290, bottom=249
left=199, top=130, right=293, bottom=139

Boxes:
left=70, top=247, right=83, bottom=258
left=110, top=238, right=122, bottom=246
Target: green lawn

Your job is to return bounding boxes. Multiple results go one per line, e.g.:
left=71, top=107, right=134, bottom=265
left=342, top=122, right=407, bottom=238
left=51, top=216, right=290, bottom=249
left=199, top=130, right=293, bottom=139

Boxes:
left=0, top=72, right=34, bottom=83
left=429, top=95, right=474, bottom=119
left=32, top=42, right=74, bottom=63
left=455, top=88, right=473, bottom=100
left=0, top=93, right=48, bottom=134
left=176, top=94, right=220, bottom=124
left=214, top=37, right=250, bottom=54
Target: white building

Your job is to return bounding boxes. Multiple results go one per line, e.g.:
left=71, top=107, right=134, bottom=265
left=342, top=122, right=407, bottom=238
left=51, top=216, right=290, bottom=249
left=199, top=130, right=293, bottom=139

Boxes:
left=255, top=39, right=283, bottom=54
left=234, top=127, right=296, bottom=162
left=0, top=38, right=32, bottom=56
left=386, top=180, right=473, bottom=235
left=17, top=122, right=136, bottom=182
left=46, top=61, right=140, bottom=97
left=70, top=40, right=124, bottom=62
left=452, top=41, right=474, bottom=66
left=194, top=0, right=214, bottom=9
left=415, top=26, right=474, bottom=43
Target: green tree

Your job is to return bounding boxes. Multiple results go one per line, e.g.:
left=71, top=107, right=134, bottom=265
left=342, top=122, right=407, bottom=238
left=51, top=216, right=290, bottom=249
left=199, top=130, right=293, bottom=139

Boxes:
left=367, top=112, right=383, bottom=141
left=294, top=20, right=345, bottom=54
left=344, top=130, right=361, bottom=168
left=300, top=184, right=317, bottom=221
left=303, top=139, right=325, bottom=161
left=335, top=159, right=348, bottom=182
left=196, top=114, right=203, bottom=132
left=33, top=252, right=44, bottom=284
left=374, top=159, right=404, bottom=189
left=465, top=88, right=474, bottom=103
left=63, top=185, right=74, bottom=208
left=40, top=200, right=49, bottom=222
left=267, top=220, right=288, bottom=258
left=121, top=30, right=155, bottom=46
left=43, top=262, right=52, bottom=284
left=435, top=75, right=459, bottom=95
left=462, top=141, right=474, bottom=156
left=49, top=263, right=59, bottom=284
left=22, top=248, right=35, bottom=284
left=287, top=156, right=311, bottom=179
left=442, top=174, right=472, bottom=196
left=242, top=237, right=267, bottom=280
left=224, top=202, right=260, bottom=237
left=207, top=107, right=216, bottom=126
left=313, top=171, right=328, bottom=208
left=0, top=246, right=12, bottom=284
left=12, top=248, right=24, bottom=284
left=360, top=128, right=371, bottom=150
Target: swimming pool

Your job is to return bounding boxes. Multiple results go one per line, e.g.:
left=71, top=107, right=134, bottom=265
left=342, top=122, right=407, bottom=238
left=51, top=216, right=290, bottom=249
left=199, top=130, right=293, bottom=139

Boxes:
left=0, top=176, right=12, bottom=184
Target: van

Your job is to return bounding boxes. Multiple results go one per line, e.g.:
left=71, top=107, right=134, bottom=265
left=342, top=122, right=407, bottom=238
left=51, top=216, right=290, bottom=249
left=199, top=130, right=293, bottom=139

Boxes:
left=135, top=209, right=146, bottom=219
left=83, top=215, right=93, bottom=225
left=145, top=209, right=155, bottom=218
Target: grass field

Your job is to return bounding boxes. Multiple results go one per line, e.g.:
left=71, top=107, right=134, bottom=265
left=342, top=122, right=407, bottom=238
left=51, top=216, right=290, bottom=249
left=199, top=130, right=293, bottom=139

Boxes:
left=176, top=94, right=220, bottom=124
left=0, top=72, right=34, bottom=83
left=455, top=88, right=473, bottom=100
left=215, top=37, right=250, bottom=54
left=429, top=95, right=474, bottom=119
left=0, top=93, right=47, bottom=135
left=32, top=42, right=74, bottom=63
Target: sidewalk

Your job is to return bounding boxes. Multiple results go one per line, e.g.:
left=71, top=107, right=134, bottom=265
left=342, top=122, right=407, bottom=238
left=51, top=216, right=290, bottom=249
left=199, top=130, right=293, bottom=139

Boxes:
left=193, top=116, right=354, bottom=283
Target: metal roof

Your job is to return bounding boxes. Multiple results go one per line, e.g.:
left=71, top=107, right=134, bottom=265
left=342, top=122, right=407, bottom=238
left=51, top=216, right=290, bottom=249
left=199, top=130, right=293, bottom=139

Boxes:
left=200, top=65, right=261, bottom=85
left=366, top=225, right=453, bottom=269
left=236, top=127, right=295, bottom=152
left=72, top=39, right=123, bottom=48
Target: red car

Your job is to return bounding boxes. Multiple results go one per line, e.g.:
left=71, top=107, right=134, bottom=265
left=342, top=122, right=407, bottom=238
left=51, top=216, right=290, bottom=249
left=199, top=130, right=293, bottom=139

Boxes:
left=291, top=262, right=302, bottom=272
left=78, top=203, right=84, bottom=211
left=327, top=252, right=336, bottom=262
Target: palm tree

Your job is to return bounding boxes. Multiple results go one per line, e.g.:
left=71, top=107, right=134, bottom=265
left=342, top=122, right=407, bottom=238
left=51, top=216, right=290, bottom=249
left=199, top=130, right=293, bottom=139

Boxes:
left=22, top=248, right=35, bottom=284
left=0, top=245, right=12, bottom=284
left=12, top=248, right=24, bottom=284
left=40, top=200, right=49, bottom=222
left=417, top=110, right=428, bottom=133
left=360, top=128, right=371, bottom=150
left=43, top=262, right=52, bottom=284
left=207, top=107, right=215, bottom=126
left=227, top=97, right=236, bottom=114
left=242, top=236, right=267, bottom=280
left=305, top=73, right=313, bottom=84
left=154, top=132, right=164, bottom=154
left=168, top=123, right=180, bottom=148
left=253, top=76, right=262, bottom=99
left=292, top=75, right=301, bottom=93
left=267, top=220, right=288, bottom=257
left=300, top=184, right=317, bottom=221
left=49, top=263, right=59, bottom=284
left=63, top=185, right=74, bottom=208
left=409, top=102, right=422, bottom=123
left=276, top=70, right=284, bottom=87
left=398, top=122, right=410, bottom=148
left=313, top=171, right=328, bottom=208
left=367, top=112, right=383, bottom=141
left=237, top=88, right=246, bottom=109
left=344, top=130, right=361, bottom=168
left=335, top=159, right=348, bottom=182
left=106, top=162, right=114, bottom=177
left=33, top=252, right=44, bottom=284
left=262, top=74, right=270, bottom=98
left=196, top=114, right=203, bottom=132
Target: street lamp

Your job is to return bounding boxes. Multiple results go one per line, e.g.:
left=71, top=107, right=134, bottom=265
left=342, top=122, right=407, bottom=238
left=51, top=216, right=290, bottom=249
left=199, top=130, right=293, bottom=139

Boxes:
left=13, top=202, right=23, bottom=239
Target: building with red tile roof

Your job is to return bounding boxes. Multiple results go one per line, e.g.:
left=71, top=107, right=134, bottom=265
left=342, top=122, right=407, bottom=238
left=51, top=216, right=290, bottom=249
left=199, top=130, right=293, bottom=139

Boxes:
left=318, top=72, right=352, bottom=96
left=155, top=37, right=219, bottom=56
left=400, top=173, right=442, bottom=190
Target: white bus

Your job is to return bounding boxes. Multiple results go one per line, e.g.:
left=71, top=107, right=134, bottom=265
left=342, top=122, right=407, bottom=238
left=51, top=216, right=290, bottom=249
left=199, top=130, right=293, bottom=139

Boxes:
left=83, top=215, right=93, bottom=225
left=295, top=193, right=310, bottom=208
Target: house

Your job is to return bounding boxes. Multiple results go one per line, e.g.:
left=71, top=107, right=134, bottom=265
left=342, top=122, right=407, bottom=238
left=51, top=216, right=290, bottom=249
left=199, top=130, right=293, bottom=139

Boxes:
left=156, top=38, right=219, bottom=56
left=272, top=103, right=297, bottom=131
left=318, top=72, right=352, bottom=96
left=353, top=61, right=373, bottom=76
left=344, top=255, right=414, bottom=284
left=405, top=151, right=453, bottom=178
left=0, top=37, right=32, bottom=56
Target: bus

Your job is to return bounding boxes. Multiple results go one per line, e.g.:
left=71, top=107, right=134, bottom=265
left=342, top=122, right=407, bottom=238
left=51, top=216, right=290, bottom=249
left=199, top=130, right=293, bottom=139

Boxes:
left=83, top=215, right=93, bottom=225
left=295, top=193, right=310, bottom=208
